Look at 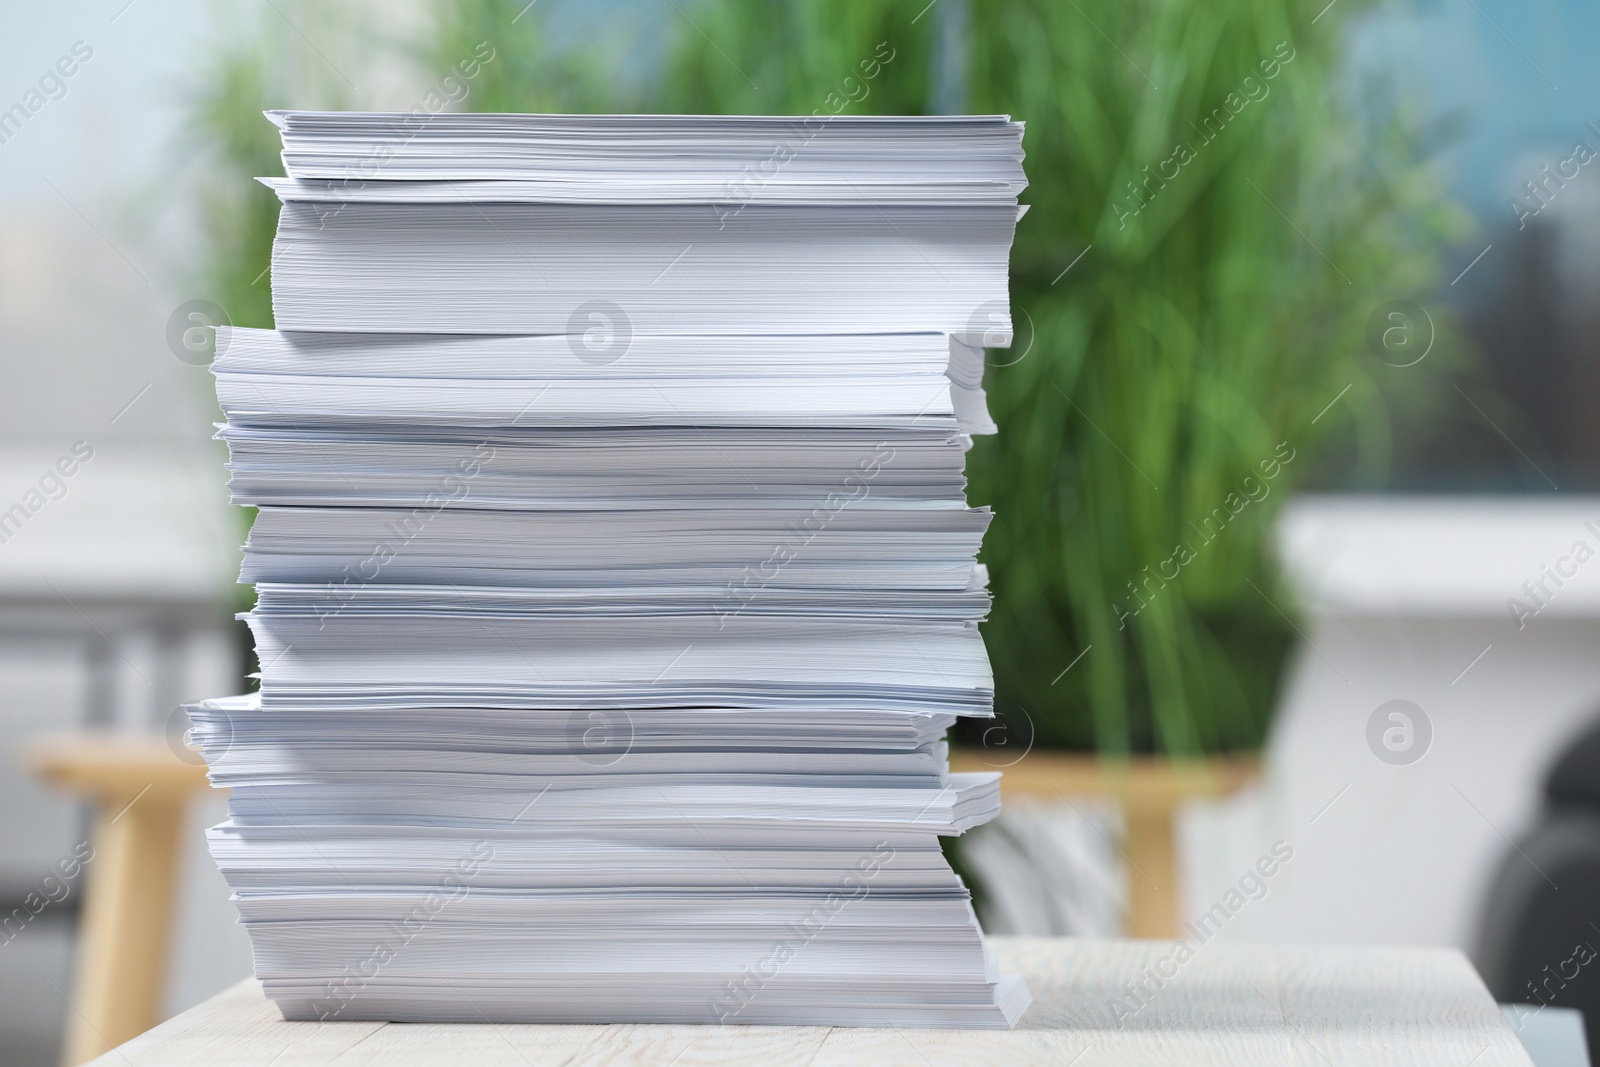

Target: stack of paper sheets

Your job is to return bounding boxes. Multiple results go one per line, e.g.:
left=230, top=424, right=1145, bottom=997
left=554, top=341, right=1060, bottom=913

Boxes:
left=195, top=110, right=1030, bottom=1027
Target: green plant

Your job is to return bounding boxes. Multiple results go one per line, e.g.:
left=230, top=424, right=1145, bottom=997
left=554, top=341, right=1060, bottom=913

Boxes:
left=425, top=0, right=621, bottom=112
left=966, top=0, right=1468, bottom=753
left=650, top=0, right=1468, bottom=754
left=178, top=3, right=361, bottom=631
left=653, top=0, right=935, bottom=114
left=181, top=4, right=360, bottom=330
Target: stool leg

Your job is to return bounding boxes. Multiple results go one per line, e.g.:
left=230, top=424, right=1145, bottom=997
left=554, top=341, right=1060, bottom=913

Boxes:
left=61, top=794, right=183, bottom=1066
left=1126, top=806, right=1180, bottom=939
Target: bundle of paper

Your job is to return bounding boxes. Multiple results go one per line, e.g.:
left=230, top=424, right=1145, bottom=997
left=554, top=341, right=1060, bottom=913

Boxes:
left=269, top=112, right=1027, bottom=192
left=195, top=110, right=1030, bottom=1028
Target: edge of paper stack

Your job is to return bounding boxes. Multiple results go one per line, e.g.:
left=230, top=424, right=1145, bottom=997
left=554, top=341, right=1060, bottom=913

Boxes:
left=193, top=110, right=1033, bottom=1028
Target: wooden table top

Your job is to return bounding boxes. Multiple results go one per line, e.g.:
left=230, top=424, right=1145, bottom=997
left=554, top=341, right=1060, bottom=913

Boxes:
left=86, top=937, right=1532, bottom=1065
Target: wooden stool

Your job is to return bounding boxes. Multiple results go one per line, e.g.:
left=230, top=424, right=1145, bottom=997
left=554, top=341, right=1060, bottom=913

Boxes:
left=24, top=734, right=212, bottom=1066
left=950, top=751, right=1257, bottom=938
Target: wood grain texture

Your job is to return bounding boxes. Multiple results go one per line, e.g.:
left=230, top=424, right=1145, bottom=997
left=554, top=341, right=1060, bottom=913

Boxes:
left=83, top=937, right=1532, bottom=1066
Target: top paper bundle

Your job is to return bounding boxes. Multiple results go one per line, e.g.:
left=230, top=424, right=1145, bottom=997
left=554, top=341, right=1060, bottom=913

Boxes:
left=262, top=111, right=1026, bottom=336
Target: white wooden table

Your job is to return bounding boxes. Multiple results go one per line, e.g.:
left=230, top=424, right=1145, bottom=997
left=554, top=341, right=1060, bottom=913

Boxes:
left=86, top=937, right=1534, bottom=1065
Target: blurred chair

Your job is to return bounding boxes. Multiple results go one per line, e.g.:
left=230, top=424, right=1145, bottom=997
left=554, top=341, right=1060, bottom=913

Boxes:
left=1476, top=712, right=1600, bottom=1056
left=951, top=750, right=1256, bottom=937
left=25, top=735, right=211, bottom=1066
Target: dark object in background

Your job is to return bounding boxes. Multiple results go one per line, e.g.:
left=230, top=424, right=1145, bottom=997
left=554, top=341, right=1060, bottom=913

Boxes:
left=1476, top=715, right=1600, bottom=1054
left=1464, top=210, right=1600, bottom=492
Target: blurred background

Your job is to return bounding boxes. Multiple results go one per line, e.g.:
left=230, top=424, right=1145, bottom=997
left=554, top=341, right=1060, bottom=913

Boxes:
left=5, top=0, right=1600, bottom=1061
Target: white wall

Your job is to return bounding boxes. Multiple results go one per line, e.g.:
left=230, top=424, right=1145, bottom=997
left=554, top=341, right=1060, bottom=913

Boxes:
left=1181, top=496, right=1600, bottom=954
